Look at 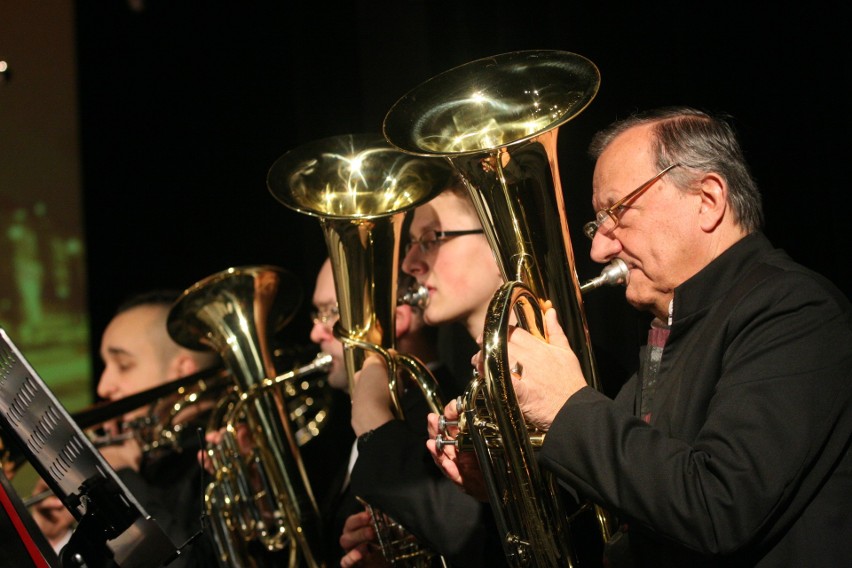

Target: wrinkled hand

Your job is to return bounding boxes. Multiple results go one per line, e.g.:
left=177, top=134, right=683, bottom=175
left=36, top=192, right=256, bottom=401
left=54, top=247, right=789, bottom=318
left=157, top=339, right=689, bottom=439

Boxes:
left=339, top=510, right=389, bottom=568
left=502, top=307, right=586, bottom=430
left=30, top=477, right=75, bottom=548
left=351, top=354, right=395, bottom=437
left=425, top=400, right=489, bottom=501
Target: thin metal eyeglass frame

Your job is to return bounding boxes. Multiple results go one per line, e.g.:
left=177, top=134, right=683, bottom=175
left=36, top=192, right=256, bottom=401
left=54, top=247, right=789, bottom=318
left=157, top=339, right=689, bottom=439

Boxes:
left=583, top=163, right=680, bottom=240
left=310, top=305, right=339, bottom=327
left=404, top=229, right=485, bottom=255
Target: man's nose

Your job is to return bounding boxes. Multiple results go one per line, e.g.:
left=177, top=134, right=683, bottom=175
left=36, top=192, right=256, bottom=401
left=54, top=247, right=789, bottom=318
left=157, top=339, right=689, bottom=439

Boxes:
left=309, top=321, right=332, bottom=345
left=401, top=245, right=426, bottom=277
left=589, top=231, right=622, bottom=264
left=96, top=370, right=118, bottom=400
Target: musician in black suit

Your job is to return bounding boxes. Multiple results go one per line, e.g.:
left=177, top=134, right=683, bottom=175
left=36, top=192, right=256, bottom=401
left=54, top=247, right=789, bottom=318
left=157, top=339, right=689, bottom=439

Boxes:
left=310, top=256, right=458, bottom=567
left=31, top=290, right=221, bottom=568
left=340, top=181, right=508, bottom=567
left=305, top=258, right=359, bottom=565
left=433, top=107, right=852, bottom=567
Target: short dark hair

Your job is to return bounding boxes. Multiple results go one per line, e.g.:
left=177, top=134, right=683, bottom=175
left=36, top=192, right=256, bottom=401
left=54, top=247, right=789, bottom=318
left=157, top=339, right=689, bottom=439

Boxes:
left=115, top=289, right=181, bottom=315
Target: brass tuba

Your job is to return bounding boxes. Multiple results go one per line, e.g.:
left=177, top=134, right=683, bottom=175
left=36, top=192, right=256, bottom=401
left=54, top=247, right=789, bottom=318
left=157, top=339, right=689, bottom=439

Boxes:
left=167, top=265, right=326, bottom=568
left=384, top=50, right=614, bottom=567
left=267, top=133, right=451, bottom=566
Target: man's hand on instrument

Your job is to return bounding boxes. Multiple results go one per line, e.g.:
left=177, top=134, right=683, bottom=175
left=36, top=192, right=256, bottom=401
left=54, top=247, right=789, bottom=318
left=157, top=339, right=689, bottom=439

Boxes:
left=506, top=307, right=586, bottom=431
left=200, top=422, right=254, bottom=474
left=339, top=510, right=389, bottom=568
left=426, top=401, right=489, bottom=501
left=351, top=354, right=395, bottom=437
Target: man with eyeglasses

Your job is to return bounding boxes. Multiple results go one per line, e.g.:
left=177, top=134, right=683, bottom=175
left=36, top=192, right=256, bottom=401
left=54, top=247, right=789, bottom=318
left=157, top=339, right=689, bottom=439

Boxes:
left=309, top=258, right=348, bottom=392
left=431, top=106, right=852, bottom=567
left=340, top=180, right=509, bottom=568
left=309, top=255, right=478, bottom=567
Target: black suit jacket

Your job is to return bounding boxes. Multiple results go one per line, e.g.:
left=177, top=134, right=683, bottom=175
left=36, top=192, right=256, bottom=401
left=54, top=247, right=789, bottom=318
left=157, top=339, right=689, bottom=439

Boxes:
left=348, top=363, right=508, bottom=568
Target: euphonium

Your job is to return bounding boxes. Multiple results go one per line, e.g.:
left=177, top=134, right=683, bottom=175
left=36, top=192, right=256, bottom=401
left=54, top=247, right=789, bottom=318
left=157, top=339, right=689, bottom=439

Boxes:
left=167, top=265, right=326, bottom=568
left=267, top=133, right=451, bottom=566
left=384, top=50, right=614, bottom=567
left=201, top=352, right=333, bottom=568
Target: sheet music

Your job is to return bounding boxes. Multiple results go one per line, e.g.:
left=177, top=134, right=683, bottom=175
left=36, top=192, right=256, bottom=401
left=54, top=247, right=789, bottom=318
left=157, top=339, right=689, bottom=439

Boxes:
left=0, top=328, right=177, bottom=568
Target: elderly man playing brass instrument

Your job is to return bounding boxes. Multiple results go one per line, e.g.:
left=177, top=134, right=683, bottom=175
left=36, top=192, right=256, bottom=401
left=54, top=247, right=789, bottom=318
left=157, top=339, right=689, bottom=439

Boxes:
left=428, top=107, right=852, bottom=567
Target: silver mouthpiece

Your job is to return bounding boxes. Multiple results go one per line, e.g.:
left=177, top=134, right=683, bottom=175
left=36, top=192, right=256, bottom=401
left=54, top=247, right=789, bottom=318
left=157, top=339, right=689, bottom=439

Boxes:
left=580, top=258, right=629, bottom=294
left=399, top=285, right=429, bottom=309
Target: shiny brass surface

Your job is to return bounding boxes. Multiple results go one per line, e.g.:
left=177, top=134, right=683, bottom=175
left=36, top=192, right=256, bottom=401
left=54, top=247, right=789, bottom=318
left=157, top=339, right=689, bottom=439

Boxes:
left=384, top=50, right=614, bottom=567
left=268, top=133, right=451, bottom=413
left=268, top=134, right=450, bottom=566
left=167, top=265, right=325, bottom=568
left=201, top=352, right=332, bottom=568
left=141, top=351, right=332, bottom=455
left=580, top=259, right=629, bottom=294
left=384, top=50, right=599, bottom=158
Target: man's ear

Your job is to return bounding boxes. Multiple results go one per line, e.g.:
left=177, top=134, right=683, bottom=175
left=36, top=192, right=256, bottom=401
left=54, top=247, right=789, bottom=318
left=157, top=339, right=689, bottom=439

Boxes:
left=395, top=304, right=413, bottom=339
left=171, top=351, right=201, bottom=378
left=697, top=173, right=727, bottom=232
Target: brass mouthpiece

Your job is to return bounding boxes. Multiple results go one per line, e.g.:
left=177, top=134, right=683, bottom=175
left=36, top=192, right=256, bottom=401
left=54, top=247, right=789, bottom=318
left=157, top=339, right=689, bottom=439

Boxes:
left=398, top=285, right=429, bottom=309
left=580, top=258, right=629, bottom=294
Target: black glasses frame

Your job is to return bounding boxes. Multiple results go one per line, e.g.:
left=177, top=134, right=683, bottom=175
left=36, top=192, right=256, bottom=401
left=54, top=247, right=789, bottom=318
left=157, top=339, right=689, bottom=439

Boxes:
left=404, top=229, right=485, bottom=255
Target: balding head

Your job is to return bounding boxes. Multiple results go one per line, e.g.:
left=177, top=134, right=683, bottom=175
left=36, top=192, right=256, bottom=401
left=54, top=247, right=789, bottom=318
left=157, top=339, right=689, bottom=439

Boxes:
left=97, top=291, right=218, bottom=403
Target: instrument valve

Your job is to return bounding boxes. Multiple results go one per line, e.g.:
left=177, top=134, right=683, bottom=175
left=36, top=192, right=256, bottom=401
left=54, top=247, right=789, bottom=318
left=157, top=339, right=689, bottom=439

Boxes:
left=436, top=414, right=461, bottom=451
left=434, top=434, right=458, bottom=451
left=505, top=533, right=531, bottom=564
left=437, top=415, right=458, bottom=431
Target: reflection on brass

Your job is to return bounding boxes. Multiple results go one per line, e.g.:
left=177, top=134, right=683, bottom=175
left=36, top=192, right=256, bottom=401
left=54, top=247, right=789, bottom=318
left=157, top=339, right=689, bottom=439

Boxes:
left=167, top=266, right=326, bottom=568
left=269, top=134, right=450, bottom=566
left=385, top=50, right=615, bottom=567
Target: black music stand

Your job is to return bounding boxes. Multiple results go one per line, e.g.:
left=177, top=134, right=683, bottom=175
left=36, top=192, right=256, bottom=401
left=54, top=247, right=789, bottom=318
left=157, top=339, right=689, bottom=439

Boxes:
left=0, top=328, right=179, bottom=568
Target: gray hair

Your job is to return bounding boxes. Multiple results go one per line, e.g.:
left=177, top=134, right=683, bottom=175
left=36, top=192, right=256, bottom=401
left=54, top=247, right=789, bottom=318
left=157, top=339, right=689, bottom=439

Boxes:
left=588, top=106, right=764, bottom=232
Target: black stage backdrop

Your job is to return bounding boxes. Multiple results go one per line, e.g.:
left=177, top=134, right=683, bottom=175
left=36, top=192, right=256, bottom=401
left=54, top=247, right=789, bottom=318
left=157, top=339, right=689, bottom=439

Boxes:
left=76, top=1, right=851, bottom=394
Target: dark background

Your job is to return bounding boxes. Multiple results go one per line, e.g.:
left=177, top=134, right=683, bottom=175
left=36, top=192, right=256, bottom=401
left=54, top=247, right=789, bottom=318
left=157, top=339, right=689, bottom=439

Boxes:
left=75, top=1, right=851, bottom=392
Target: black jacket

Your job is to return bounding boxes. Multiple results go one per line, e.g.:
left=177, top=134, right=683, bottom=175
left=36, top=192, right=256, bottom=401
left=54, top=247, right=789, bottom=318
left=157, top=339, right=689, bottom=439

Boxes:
left=349, top=363, right=508, bottom=568
left=541, top=233, right=852, bottom=567
left=116, top=440, right=218, bottom=568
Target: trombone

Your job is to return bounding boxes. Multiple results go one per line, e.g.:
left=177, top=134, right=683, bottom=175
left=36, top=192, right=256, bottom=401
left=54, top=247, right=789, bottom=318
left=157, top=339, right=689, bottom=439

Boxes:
left=12, top=350, right=332, bottom=509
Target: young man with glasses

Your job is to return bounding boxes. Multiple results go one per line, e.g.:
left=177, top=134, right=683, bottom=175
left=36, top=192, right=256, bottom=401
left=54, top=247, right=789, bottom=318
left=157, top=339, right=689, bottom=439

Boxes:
left=310, top=251, right=483, bottom=567
left=339, top=180, right=508, bottom=568
left=431, top=106, right=852, bottom=567
left=308, top=258, right=348, bottom=393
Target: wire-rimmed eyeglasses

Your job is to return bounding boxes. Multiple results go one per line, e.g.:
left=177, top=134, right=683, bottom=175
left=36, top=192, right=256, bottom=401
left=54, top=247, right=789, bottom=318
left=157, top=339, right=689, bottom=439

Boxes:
left=310, top=304, right=339, bottom=327
left=404, top=229, right=485, bottom=256
left=583, top=163, right=680, bottom=240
